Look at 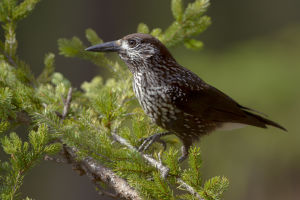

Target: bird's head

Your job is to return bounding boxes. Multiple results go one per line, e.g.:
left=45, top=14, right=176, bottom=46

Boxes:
left=85, top=33, right=175, bottom=71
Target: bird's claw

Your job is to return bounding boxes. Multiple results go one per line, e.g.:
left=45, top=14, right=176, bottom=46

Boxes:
left=178, top=153, right=188, bottom=163
left=138, top=132, right=170, bottom=152
left=138, top=134, right=160, bottom=152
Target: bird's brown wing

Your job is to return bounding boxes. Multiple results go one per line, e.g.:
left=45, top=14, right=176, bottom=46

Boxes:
left=171, top=82, right=286, bottom=130
left=171, top=83, right=250, bottom=123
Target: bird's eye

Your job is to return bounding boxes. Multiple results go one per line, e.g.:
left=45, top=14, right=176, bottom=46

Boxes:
left=128, top=39, right=137, bottom=47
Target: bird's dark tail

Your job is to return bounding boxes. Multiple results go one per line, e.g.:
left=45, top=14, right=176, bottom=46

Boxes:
left=243, top=110, right=287, bottom=131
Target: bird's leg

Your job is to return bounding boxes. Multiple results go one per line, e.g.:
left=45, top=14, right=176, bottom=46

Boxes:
left=178, top=140, right=192, bottom=163
left=178, top=146, right=189, bottom=162
left=138, top=132, right=171, bottom=152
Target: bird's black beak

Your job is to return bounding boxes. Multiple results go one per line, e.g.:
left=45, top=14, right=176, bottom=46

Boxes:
left=85, top=40, right=121, bottom=52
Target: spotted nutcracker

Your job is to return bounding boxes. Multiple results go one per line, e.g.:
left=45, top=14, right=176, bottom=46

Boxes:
left=86, top=33, right=286, bottom=162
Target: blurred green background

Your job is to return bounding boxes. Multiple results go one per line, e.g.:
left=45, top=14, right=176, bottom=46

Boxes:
left=13, top=0, right=300, bottom=199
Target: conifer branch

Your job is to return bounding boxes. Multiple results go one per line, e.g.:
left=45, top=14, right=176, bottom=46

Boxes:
left=58, top=87, right=142, bottom=200
left=177, top=179, right=204, bottom=200
left=112, top=133, right=170, bottom=178
left=63, top=145, right=142, bottom=200
left=112, top=133, right=204, bottom=200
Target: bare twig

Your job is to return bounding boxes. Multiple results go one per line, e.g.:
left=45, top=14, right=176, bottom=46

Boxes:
left=61, top=87, right=73, bottom=120
left=112, top=133, right=204, bottom=200
left=58, top=87, right=141, bottom=200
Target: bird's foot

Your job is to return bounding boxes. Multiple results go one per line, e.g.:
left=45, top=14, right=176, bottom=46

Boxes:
left=138, top=132, right=171, bottom=152
left=178, top=153, right=188, bottom=163
left=178, top=144, right=189, bottom=163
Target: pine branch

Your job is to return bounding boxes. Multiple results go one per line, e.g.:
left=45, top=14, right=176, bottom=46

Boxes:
left=58, top=87, right=142, bottom=200
left=63, top=145, right=142, bottom=200
left=112, top=133, right=204, bottom=200
left=177, top=179, right=204, bottom=200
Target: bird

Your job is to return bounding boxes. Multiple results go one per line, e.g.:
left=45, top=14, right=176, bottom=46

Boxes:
left=85, top=33, right=286, bottom=162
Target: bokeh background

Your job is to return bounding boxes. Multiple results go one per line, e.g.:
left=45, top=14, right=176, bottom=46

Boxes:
left=13, top=0, right=300, bottom=199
